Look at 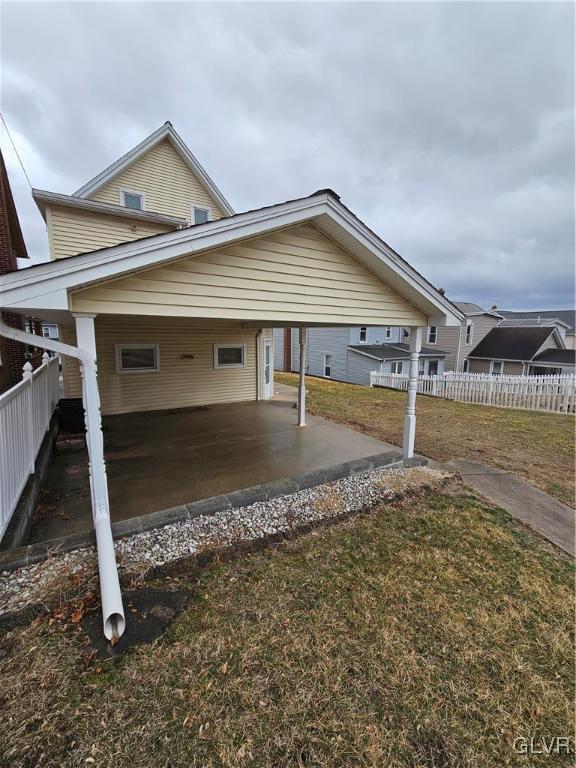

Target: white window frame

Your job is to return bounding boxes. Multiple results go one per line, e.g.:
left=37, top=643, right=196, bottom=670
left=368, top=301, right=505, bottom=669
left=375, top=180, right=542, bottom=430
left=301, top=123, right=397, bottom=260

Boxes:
left=359, top=327, right=367, bottom=343
left=427, top=326, right=437, bottom=345
left=119, top=187, right=145, bottom=211
left=489, top=360, right=504, bottom=375
left=323, top=353, right=332, bottom=378
left=385, top=326, right=392, bottom=339
left=462, top=359, right=469, bottom=373
left=391, top=361, right=404, bottom=374
left=192, top=205, right=212, bottom=225
left=213, top=343, right=246, bottom=369
left=465, top=322, right=474, bottom=345
left=115, top=343, right=160, bottom=374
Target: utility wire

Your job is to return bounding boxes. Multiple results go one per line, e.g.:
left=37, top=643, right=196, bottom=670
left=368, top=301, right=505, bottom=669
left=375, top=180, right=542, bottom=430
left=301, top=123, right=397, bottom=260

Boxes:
left=0, top=112, right=33, bottom=188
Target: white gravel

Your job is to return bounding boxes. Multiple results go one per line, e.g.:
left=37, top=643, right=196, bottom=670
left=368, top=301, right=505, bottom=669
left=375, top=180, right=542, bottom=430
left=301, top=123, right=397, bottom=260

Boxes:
left=0, top=465, right=448, bottom=616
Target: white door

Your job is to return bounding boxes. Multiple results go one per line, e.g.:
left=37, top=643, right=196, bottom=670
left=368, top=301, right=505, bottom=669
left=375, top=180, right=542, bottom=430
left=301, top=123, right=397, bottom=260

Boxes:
left=263, top=339, right=273, bottom=399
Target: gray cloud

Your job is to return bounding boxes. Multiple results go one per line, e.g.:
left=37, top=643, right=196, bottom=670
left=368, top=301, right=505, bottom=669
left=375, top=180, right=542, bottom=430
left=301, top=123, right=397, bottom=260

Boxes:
left=1, top=1, right=573, bottom=309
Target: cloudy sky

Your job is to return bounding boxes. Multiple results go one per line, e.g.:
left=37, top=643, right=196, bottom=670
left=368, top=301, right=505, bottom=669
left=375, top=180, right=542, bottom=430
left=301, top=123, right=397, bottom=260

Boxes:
left=1, top=1, right=573, bottom=310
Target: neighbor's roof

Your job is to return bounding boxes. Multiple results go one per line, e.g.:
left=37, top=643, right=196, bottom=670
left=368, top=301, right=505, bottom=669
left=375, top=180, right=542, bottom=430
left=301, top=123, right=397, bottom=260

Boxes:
left=348, top=343, right=447, bottom=361
left=497, top=317, right=571, bottom=330
left=498, top=309, right=575, bottom=333
left=468, top=326, right=556, bottom=361
left=453, top=301, right=501, bottom=318
left=73, top=121, right=234, bottom=216
left=532, top=349, right=576, bottom=365
left=0, top=149, right=28, bottom=260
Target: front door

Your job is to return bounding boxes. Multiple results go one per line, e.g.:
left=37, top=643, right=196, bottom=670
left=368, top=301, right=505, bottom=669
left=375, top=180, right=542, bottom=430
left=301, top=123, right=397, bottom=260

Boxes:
left=264, top=339, right=273, bottom=399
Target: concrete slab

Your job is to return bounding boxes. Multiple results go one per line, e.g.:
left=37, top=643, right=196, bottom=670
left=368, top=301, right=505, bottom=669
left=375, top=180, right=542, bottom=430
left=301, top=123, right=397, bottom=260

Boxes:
left=445, top=458, right=575, bottom=557
left=28, top=384, right=398, bottom=544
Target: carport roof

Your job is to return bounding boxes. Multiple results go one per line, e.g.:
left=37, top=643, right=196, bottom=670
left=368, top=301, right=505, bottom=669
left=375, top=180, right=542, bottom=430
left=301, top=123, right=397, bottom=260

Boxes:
left=349, top=343, right=447, bottom=361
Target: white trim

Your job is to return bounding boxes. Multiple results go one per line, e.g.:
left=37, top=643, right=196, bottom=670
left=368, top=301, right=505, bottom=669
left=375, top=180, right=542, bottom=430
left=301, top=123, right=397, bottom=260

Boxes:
left=32, top=188, right=186, bottom=226
left=359, top=326, right=367, bottom=343
left=489, top=360, right=504, bottom=375
left=462, top=359, right=469, bottom=373
left=427, top=326, right=437, bottom=344
left=73, top=122, right=235, bottom=216
left=323, top=353, right=332, bottom=378
left=115, top=343, right=160, bottom=373
left=213, top=343, right=246, bottom=369
left=0, top=192, right=464, bottom=327
left=391, top=360, right=404, bottom=374
left=263, top=338, right=273, bottom=399
left=384, top=326, right=392, bottom=339
left=119, top=187, right=146, bottom=211
left=465, top=321, right=474, bottom=346
left=192, top=205, right=211, bottom=225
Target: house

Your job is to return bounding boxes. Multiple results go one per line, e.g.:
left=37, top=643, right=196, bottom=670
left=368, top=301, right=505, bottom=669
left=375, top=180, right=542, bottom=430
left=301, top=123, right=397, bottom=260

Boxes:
left=467, top=326, right=574, bottom=375
left=274, top=325, right=446, bottom=385
left=0, top=150, right=35, bottom=394
left=497, top=309, right=576, bottom=350
left=0, top=121, right=463, bottom=639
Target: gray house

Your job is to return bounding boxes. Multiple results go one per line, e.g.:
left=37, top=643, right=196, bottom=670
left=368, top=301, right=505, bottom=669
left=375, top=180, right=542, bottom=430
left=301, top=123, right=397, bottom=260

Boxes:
left=274, top=325, right=447, bottom=385
left=467, top=326, right=574, bottom=375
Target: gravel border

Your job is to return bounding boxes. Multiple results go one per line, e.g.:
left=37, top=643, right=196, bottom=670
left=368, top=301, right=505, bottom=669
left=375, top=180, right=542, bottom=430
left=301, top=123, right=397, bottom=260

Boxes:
left=0, top=465, right=449, bottom=618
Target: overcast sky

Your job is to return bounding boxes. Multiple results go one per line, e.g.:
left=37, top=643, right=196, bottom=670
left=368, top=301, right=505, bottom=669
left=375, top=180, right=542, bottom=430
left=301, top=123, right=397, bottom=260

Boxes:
left=1, top=1, right=573, bottom=310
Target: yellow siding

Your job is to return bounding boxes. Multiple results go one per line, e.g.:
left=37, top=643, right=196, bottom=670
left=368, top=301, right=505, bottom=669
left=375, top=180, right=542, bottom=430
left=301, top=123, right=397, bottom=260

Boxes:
left=89, top=139, right=225, bottom=223
left=48, top=205, right=171, bottom=260
left=61, top=316, right=273, bottom=415
left=71, top=223, right=427, bottom=326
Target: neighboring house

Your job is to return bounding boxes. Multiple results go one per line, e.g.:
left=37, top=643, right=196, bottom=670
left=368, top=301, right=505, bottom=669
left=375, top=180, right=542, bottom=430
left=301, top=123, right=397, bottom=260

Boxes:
left=274, top=326, right=446, bottom=385
left=429, top=302, right=503, bottom=372
left=0, top=150, right=32, bottom=394
left=467, top=326, right=574, bottom=375
left=0, top=121, right=462, bottom=421
left=497, top=309, right=576, bottom=350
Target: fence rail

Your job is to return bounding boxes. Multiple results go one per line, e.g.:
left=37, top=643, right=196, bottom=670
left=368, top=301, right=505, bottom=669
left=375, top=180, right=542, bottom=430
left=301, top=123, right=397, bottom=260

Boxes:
left=370, top=371, right=576, bottom=414
left=0, top=354, right=60, bottom=541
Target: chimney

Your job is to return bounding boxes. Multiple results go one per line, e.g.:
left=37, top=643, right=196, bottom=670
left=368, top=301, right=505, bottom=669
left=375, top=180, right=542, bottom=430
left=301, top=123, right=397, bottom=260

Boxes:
left=438, top=287, right=445, bottom=296
left=491, top=304, right=498, bottom=311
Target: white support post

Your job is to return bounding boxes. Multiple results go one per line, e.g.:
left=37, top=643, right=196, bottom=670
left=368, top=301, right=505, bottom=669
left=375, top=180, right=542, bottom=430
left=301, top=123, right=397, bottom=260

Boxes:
left=22, top=361, right=35, bottom=473
left=74, top=313, right=125, bottom=641
left=403, top=327, right=423, bottom=461
left=298, top=327, right=308, bottom=427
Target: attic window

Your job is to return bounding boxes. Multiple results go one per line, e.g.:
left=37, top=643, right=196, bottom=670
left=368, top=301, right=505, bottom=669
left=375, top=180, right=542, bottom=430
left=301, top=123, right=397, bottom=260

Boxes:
left=120, top=189, right=144, bottom=210
left=193, top=206, right=211, bottom=225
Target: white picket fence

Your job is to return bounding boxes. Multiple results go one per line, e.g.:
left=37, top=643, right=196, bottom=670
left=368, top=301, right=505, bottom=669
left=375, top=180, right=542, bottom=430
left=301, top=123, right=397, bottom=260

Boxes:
left=0, top=354, right=60, bottom=542
left=370, top=370, right=576, bottom=414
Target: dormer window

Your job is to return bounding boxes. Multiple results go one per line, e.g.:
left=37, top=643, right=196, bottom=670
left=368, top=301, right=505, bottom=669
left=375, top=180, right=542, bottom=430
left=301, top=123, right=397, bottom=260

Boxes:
left=120, top=189, right=144, bottom=210
left=193, top=206, right=211, bottom=225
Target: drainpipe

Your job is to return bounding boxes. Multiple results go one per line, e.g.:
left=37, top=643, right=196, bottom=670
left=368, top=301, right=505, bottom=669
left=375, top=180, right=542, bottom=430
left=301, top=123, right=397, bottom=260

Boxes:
left=255, top=328, right=263, bottom=400
left=0, top=320, right=125, bottom=642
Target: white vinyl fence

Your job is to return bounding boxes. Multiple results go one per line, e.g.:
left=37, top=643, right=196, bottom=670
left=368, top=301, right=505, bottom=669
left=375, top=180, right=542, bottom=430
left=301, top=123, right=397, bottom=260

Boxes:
left=370, top=371, right=576, bottom=414
left=0, top=354, right=60, bottom=541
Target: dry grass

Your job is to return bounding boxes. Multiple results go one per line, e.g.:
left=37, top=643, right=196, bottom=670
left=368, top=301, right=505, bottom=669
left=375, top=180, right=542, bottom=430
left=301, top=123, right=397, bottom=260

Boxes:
left=1, top=486, right=573, bottom=767
left=276, top=374, right=575, bottom=506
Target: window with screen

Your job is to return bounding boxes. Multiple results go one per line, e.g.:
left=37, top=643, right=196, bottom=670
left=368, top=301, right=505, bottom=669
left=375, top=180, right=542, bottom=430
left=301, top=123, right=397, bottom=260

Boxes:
left=120, top=189, right=144, bottom=210
left=115, top=344, right=159, bottom=373
left=214, top=344, right=245, bottom=368
left=193, top=206, right=211, bottom=225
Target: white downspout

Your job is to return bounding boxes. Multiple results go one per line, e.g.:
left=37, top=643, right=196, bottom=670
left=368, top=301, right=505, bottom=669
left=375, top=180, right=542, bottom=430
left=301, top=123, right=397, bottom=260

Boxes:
left=0, top=320, right=125, bottom=642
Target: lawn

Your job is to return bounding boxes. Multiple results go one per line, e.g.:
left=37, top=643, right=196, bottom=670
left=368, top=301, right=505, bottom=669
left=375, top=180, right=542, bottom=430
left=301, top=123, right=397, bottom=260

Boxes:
left=1, top=486, right=573, bottom=767
left=276, top=373, right=575, bottom=506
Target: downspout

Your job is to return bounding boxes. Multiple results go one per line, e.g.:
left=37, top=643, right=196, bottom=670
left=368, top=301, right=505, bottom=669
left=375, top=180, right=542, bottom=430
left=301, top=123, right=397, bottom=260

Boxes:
left=0, top=320, right=125, bottom=642
left=255, top=328, right=263, bottom=400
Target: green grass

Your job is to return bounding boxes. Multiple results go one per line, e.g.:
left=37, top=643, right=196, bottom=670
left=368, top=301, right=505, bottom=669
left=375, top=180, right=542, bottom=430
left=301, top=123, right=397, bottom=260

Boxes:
left=276, top=373, right=575, bottom=506
left=1, top=486, right=573, bottom=767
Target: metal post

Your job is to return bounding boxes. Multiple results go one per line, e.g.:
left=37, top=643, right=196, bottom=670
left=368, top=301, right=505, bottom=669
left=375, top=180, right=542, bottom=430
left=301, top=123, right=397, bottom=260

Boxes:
left=403, top=327, right=423, bottom=460
left=298, top=327, right=308, bottom=426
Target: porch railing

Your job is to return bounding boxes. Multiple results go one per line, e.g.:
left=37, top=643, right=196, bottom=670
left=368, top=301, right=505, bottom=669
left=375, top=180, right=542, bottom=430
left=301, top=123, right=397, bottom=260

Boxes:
left=0, top=354, right=60, bottom=541
left=370, top=370, right=576, bottom=414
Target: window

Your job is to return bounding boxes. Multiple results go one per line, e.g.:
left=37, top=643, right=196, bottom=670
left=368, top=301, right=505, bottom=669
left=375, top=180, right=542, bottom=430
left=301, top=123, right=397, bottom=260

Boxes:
left=214, top=344, right=246, bottom=368
left=463, top=359, right=469, bottom=373
left=193, top=206, right=211, bottom=225
left=465, top=322, right=474, bottom=345
left=115, top=344, right=159, bottom=373
left=385, top=326, right=392, bottom=339
left=391, top=361, right=404, bottom=374
left=323, top=354, right=332, bottom=378
left=428, top=360, right=439, bottom=376
left=490, top=360, right=503, bottom=375
left=359, top=327, right=367, bottom=343
left=427, top=326, right=437, bottom=344
left=120, top=189, right=144, bottom=210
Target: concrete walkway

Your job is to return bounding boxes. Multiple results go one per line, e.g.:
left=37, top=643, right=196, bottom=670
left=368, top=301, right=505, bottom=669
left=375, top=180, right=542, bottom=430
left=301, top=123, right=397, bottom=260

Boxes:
left=443, top=459, right=575, bottom=557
